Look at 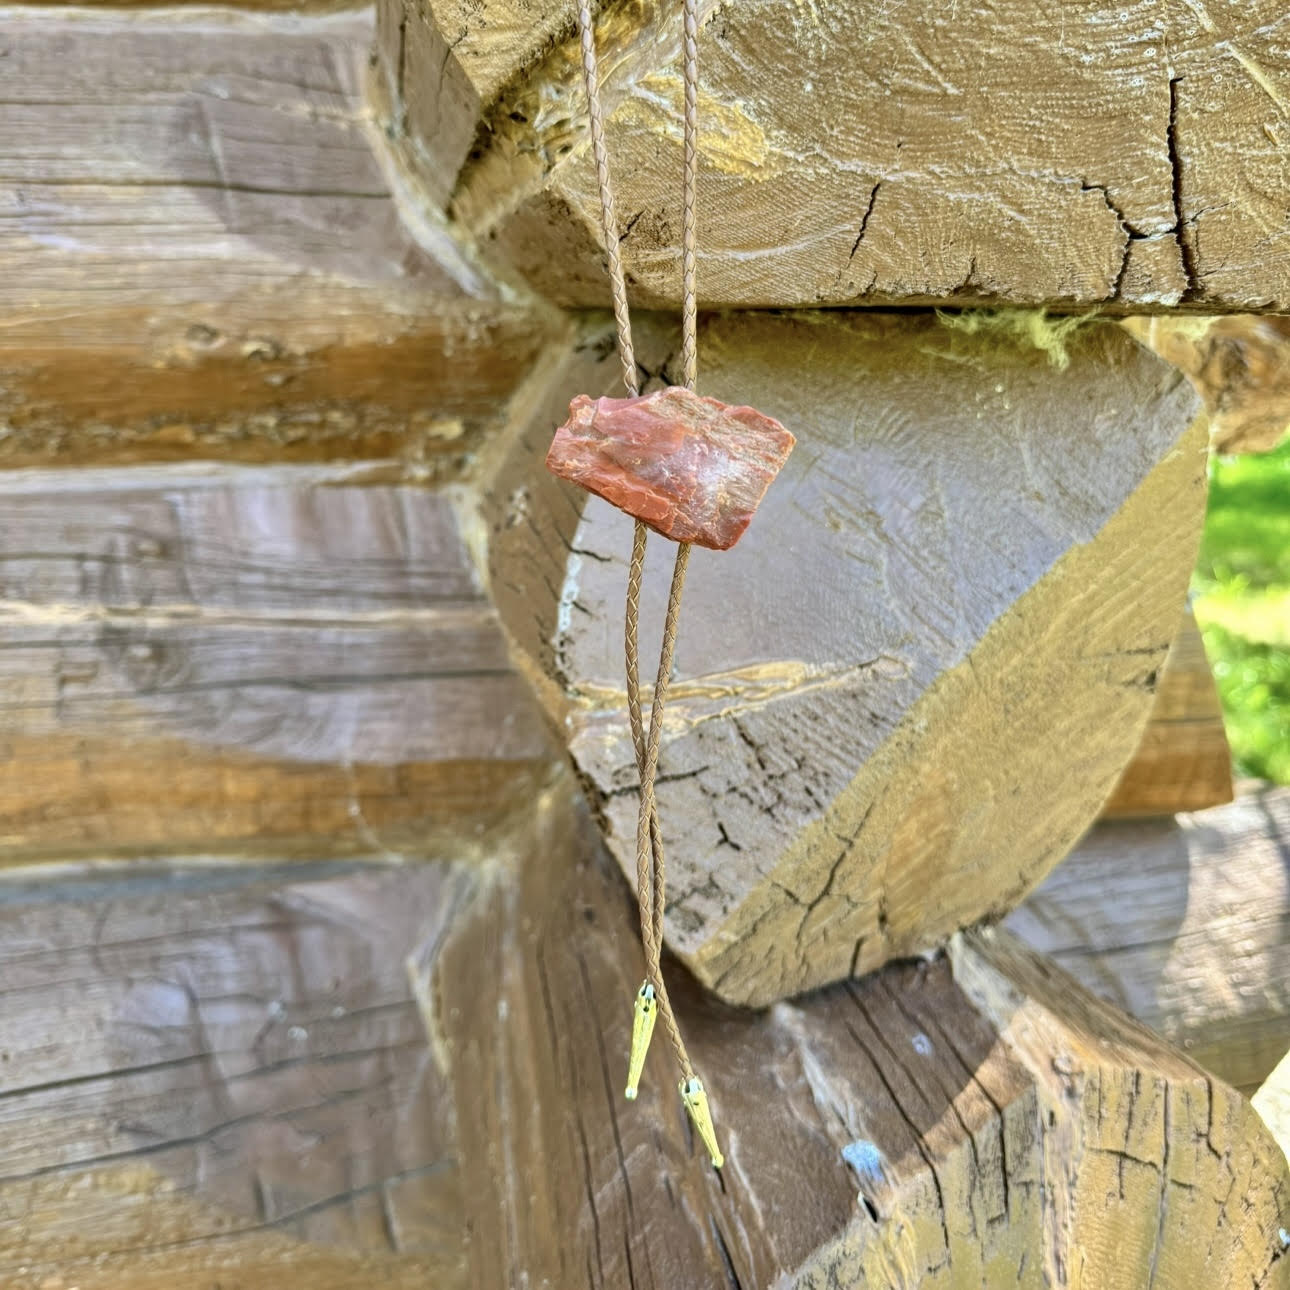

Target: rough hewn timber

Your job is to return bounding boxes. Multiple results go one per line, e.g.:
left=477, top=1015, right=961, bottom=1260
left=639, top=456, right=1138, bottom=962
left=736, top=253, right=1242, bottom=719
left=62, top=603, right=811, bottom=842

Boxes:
left=1126, top=315, right=1290, bottom=453
left=1009, top=785, right=1290, bottom=1097
left=0, top=9, right=561, bottom=473
left=0, top=771, right=1285, bottom=1287
left=484, top=309, right=1209, bottom=1006
left=382, top=0, right=1290, bottom=312
left=0, top=467, right=553, bottom=864
left=1102, top=607, right=1233, bottom=817
left=414, top=777, right=1290, bottom=1287
left=0, top=856, right=476, bottom=1289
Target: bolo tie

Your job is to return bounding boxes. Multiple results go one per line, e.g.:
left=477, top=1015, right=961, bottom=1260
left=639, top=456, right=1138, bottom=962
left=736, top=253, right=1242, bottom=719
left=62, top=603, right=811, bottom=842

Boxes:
left=545, top=0, right=796, bottom=1170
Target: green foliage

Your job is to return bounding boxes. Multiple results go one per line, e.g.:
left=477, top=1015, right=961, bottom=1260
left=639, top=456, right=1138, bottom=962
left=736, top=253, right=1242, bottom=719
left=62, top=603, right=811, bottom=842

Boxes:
left=1193, top=438, right=1290, bottom=783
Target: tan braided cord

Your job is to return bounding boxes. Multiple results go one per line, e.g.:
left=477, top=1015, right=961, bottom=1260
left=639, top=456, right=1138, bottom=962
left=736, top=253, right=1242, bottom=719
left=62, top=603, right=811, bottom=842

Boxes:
left=574, top=0, right=701, bottom=1084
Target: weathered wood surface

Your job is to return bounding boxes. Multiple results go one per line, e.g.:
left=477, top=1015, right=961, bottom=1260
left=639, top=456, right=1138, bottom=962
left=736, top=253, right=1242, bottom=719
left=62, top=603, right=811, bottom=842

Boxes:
left=1126, top=315, right=1290, bottom=453
left=1102, top=607, right=1233, bottom=817
left=0, top=856, right=476, bottom=1288
left=1, top=9, right=559, bottom=473
left=1008, top=785, right=1290, bottom=1097
left=1, top=774, right=1285, bottom=1287
left=485, top=309, right=1209, bottom=1006
left=413, top=777, right=1290, bottom=1287
left=0, top=468, right=553, bottom=864
left=385, top=0, right=1290, bottom=312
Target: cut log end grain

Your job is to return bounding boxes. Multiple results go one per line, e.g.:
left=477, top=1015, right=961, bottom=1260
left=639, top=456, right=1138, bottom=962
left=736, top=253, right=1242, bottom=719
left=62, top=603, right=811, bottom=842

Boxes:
left=415, top=779, right=1290, bottom=1288
left=0, top=775, right=1284, bottom=1289
left=486, top=309, right=1209, bottom=1006
left=1102, top=606, right=1234, bottom=818
left=1125, top=316, right=1290, bottom=454
left=1011, top=785, right=1290, bottom=1097
left=383, top=0, right=1290, bottom=312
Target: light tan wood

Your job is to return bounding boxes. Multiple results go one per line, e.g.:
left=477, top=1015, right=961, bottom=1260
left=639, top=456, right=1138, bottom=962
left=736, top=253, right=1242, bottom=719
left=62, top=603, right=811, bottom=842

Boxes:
left=1126, top=316, right=1290, bottom=453
left=1, top=9, right=560, bottom=473
left=1102, top=607, right=1234, bottom=817
left=1008, top=785, right=1290, bottom=1097
left=383, top=0, right=1290, bottom=312
left=0, top=469, right=553, bottom=864
left=485, top=309, right=1209, bottom=1006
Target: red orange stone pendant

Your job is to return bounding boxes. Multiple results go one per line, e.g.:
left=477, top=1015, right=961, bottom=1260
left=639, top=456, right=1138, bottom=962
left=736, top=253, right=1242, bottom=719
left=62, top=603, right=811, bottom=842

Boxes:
left=545, top=386, right=795, bottom=550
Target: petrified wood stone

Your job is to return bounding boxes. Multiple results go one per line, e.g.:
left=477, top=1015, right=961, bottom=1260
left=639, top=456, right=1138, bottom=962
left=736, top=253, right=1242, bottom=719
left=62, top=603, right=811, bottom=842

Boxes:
left=483, top=309, right=1208, bottom=1007
left=546, top=387, right=794, bottom=549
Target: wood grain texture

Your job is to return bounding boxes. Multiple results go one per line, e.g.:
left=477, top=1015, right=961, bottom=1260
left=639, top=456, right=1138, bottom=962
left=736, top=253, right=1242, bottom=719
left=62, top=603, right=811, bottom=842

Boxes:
left=1102, top=606, right=1234, bottom=817
left=486, top=310, right=1208, bottom=1006
left=0, top=468, right=553, bottom=864
left=412, top=776, right=1290, bottom=1287
left=1, top=9, right=559, bottom=473
left=1008, top=785, right=1290, bottom=1097
left=401, top=0, right=1290, bottom=311
left=0, top=776, right=1285, bottom=1286
left=0, top=858, right=475, bottom=1288
left=1126, top=315, right=1290, bottom=453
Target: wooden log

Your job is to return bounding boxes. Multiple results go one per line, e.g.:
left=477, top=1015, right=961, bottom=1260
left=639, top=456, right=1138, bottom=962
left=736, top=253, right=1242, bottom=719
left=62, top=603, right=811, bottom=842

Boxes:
left=387, top=0, right=1290, bottom=312
left=1, top=775, right=1285, bottom=1286
left=1, top=9, right=560, bottom=473
left=483, top=309, right=1209, bottom=1006
left=1102, top=606, right=1234, bottom=817
left=1125, top=316, right=1290, bottom=453
left=0, top=467, right=553, bottom=864
left=0, top=856, right=476, bottom=1288
left=1008, top=785, right=1290, bottom=1097
left=412, top=775, right=1290, bottom=1287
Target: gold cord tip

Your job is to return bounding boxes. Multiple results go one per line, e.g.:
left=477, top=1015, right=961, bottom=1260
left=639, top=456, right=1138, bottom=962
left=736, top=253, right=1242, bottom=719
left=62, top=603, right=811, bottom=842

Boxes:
left=680, top=1077, right=723, bottom=1169
left=625, top=981, right=657, bottom=1102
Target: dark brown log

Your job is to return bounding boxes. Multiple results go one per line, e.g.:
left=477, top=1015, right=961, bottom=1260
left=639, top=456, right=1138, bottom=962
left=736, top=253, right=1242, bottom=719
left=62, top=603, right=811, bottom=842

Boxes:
left=0, top=9, right=560, bottom=473
left=1009, top=784, right=1290, bottom=1096
left=483, top=308, right=1209, bottom=1006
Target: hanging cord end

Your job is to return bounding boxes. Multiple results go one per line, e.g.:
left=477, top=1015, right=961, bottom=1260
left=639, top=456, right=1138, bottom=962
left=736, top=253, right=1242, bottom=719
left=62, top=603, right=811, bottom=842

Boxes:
left=625, top=981, right=658, bottom=1100
left=680, top=1076, right=724, bottom=1169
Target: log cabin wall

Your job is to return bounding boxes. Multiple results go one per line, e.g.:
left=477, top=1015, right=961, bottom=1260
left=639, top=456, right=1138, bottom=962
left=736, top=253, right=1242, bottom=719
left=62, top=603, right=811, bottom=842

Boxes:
left=2, top=1, right=1289, bottom=1286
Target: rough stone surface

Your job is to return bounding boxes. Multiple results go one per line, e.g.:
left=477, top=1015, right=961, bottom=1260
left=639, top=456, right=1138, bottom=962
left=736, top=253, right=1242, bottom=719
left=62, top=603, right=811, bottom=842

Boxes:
left=545, top=386, right=795, bottom=549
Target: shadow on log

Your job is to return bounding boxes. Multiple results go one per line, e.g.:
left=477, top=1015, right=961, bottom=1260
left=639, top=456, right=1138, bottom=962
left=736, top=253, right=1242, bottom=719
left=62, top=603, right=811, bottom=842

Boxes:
left=0, top=773, right=1284, bottom=1285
